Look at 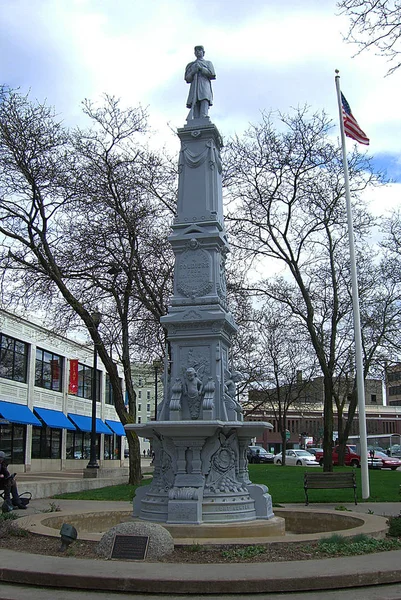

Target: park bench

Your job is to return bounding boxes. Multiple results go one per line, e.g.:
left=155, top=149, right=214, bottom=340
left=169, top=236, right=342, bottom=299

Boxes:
left=304, top=471, right=357, bottom=505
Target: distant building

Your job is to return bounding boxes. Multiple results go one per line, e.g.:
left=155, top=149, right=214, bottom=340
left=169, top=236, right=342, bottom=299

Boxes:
left=386, top=363, right=401, bottom=406
left=0, top=309, right=126, bottom=471
left=244, top=375, right=401, bottom=453
left=131, top=361, right=164, bottom=455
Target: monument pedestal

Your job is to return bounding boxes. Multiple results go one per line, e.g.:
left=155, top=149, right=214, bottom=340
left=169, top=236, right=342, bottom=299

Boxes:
left=127, top=421, right=274, bottom=525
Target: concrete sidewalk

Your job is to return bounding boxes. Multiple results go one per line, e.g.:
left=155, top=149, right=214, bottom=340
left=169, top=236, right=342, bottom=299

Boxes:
left=1, top=544, right=401, bottom=595
left=11, top=460, right=154, bottom=499
left=1, top=498, right=400, bottom=595
left=283, top=501, right=401, bottom=517
left=1, top=469, right=401, bottom=595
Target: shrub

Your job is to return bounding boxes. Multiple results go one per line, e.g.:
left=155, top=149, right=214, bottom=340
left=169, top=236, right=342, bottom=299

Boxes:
left=387, top=515, right=401, bottom=537
left=0, top=514, right=28, bottom=538
left=221, top=545, right=266, bottom=559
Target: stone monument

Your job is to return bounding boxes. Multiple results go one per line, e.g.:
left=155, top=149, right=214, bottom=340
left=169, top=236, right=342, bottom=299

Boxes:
left=126, top=47, right=275, bottom=527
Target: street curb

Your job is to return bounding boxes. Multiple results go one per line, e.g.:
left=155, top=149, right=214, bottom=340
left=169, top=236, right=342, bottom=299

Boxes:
left=1, top=548, right=401, bottom=594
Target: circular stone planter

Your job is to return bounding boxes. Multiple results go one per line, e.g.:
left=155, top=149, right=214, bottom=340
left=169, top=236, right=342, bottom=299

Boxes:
left=16, top=506, right=389, bottom=546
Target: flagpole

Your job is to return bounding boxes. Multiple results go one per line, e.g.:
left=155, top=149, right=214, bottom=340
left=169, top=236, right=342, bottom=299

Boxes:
left=335, top=70, right=369, bottom=499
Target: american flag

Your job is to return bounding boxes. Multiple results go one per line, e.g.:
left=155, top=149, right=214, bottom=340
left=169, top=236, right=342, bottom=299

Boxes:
left=341, top=93, right=369, bottom=145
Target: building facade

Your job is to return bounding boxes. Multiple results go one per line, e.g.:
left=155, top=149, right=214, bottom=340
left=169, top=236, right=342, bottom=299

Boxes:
left=131, top=361, right=164, bottom=456
left=245, top=376, right=401, bottom=453
left=386, top=363, right=401, bottom=406
left=0, top=309, right=126, bottom=472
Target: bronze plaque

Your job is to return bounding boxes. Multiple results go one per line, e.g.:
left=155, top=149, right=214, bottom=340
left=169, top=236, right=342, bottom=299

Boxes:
left=110, top=534, right=149, bottom=560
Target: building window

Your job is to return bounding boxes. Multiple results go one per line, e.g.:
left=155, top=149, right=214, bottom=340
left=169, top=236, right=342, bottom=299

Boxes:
left=77, top=363, right=101, bottom=401
left=137, top=403, right=141, bottom=412
left=387, top=371, right=401, bottom=383
left=146, top=391, right=151, bottom=400
left=137, top=416, right=141, bottom=423
left=105, top=374, right=123, bottom=406
left=147, top=402, right=151, bottom=413
left=0, top=333, right=28, bottom=383
left=138, top=378, right=143, bottom=387
left=66, top=430, right=99, bottom=460
left=370, top=394, right=377, bottom=403
left=138, top=390, right=142, bottom=399
left=31, top=425, right=61, bottom=458
left=35, top=348, right=63, bottom=391
left=104, top=434, right=120, bottom=460
left=0, top=423, right=25, bottom=464
left=105, top=374, right=113, bottom=405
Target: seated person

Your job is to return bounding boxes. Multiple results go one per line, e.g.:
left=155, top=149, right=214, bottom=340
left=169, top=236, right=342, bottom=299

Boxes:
left=0, top=451, right=26, bottom=510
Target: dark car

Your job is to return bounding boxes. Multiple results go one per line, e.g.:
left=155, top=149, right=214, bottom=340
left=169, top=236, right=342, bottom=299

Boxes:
left=372, top=451, right=401, bottom=470
left=305, top=447, right=321, bottom=456
left=247, top=446, right=274, bottom=464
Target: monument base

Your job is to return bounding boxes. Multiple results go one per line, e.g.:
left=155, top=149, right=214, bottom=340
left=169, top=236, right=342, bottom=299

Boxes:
left=126, top=421, right=274, bottom=525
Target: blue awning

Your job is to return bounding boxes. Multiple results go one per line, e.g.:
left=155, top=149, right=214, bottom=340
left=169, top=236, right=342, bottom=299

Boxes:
left=105, top=419, right=126, bottom=436
left=34, top=407, right=76, bottom=430
left=67, top=413, right=112, bottom=434
left=0, top=401, right=41, bottom=426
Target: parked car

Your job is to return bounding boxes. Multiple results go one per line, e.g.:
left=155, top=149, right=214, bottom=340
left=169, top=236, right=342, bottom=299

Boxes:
left=247, top=446, right=274, bottom=464
left=389, top=444, right=401, bottom=457
left=315, top=445, right=361, bottom=467
left=273, top=449, right=319, bottom=467
left=367, top=452, right=384, bottom=469
left=371, top=451, right=401, bottom=470
left=305, top=447, right=321, bottom=456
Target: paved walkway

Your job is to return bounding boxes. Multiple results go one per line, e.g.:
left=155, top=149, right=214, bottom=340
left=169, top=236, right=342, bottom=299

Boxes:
left=1, top=469, right=400, bottom=595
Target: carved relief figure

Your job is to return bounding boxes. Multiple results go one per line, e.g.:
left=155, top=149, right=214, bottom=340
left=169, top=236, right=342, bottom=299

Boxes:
left=183, top=367, right=204, bottom=419
left=185, top=45, right=216, bottom=119
left=224, top=370, right=244, bottom=421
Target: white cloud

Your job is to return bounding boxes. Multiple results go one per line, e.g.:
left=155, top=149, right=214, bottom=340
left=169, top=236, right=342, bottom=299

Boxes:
left=1, top=0, right=400, bottom=172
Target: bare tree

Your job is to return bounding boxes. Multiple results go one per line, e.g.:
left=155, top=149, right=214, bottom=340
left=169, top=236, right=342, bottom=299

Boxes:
left=242, top=302, right=318, bottom=465
left=223, top=107, right=383, bottom=470
left=338, top=0, right=401, bottom=75
left=0, top=87, right=177, bottom=484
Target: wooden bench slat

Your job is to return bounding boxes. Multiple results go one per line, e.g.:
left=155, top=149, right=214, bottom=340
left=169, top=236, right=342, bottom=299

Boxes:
left=304, top=471, right=357, bottom=505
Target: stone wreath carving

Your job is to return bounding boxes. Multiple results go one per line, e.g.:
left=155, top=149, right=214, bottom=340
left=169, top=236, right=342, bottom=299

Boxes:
left=204, top=430, right=247, bottom=493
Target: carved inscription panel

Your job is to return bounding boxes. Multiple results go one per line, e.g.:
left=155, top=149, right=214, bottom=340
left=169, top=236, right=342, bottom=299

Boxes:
left=176, top=243, right=212, bottom=298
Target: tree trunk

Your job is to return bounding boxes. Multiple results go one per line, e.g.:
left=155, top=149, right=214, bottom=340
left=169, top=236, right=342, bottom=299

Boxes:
left=322, top=375, right=334, bottom=472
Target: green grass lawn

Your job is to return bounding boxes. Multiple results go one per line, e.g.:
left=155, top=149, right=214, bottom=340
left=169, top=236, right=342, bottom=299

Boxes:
left=53, top=464, right=401, bottom=504
left=53, top=478, right=151, bottom=501
left=249, top=464, right=401, bottom=504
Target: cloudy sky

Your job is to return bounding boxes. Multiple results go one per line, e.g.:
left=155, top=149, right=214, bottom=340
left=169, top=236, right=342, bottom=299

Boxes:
left=1, top=0, right=401, bottom=211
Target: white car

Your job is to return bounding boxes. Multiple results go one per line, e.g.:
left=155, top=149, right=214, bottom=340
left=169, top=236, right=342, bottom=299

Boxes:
left=274, top=449, right=319, bottom=466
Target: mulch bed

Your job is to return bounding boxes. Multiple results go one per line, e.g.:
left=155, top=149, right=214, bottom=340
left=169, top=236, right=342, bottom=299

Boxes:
left=0, top=529, right=329, bottom=563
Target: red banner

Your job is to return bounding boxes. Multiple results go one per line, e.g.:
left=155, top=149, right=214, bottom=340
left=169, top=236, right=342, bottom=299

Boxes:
left=50, top=359, right=60, bottom=387
left=68, top=359, right=79, bottom=394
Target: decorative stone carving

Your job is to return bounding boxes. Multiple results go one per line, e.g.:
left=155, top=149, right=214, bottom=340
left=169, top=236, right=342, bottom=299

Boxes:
left=224, top=370, right=244, bottom=421
left=178, top=140, right=221, bottom=173
left=183, top=367, right=203, bottom=420
left=176, top=245, right=212, bottom=298
left=202, top=377, right=215, bottom=411
left=168, top=486, right=200, bottom=500
left=205, top=430, right=243, bottom=492
left=170, top=378, right=182, bottom=412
